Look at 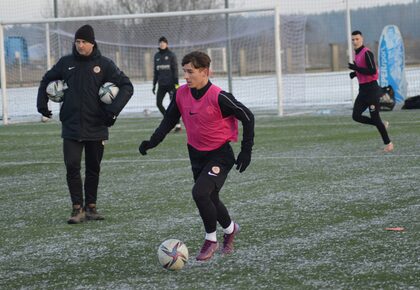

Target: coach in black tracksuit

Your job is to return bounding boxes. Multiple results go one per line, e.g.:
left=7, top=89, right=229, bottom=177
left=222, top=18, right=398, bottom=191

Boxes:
left=152, top=37, right=181, bottom=131
left=37, top=24, right=133, bottom=223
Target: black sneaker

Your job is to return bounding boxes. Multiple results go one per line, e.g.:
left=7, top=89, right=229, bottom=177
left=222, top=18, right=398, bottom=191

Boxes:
left=67, top=207, right=85, bottom=224
left=85, top=205, right=105, bottom=221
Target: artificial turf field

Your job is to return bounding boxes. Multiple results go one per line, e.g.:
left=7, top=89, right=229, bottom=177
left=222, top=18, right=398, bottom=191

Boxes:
left=0, top=110, right=419, bottom=289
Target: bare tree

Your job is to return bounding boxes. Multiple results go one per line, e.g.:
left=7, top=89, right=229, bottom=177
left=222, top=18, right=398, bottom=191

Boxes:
left=59, top=0, right=225, bottom=17
left=117, top=0, right=224, bottom=14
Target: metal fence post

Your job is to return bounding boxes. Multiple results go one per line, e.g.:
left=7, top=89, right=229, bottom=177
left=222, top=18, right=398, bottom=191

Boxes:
left=0, top=23, right=9, bottom=125
left=275, top=5, right=283, bottom=116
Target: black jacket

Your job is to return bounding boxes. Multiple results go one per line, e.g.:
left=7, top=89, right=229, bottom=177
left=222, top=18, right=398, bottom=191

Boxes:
left=37, top=44, right=133, bottom=141
left=153, top=48, right=179, bottom=87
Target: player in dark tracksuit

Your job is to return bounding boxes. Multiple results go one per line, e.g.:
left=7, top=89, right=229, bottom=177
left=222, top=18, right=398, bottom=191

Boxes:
left=152, top=36, right=181, bottom=131
left=348, top=30, right=393, bottom=152
left=140, top=51, right=254, bottom=261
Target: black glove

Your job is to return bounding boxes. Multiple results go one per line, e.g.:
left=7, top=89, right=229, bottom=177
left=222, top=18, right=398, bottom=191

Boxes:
left=235, top=150, right=251, bottom=173
left=152, top=85, right=156, bottom=95
left=139, top=140, right=154, bottom=155
left=38, top=108, right=52, bottom=118
left=348, top=62, right=359, bottom=71
left=104, top=111, right=117, bottom=127
left=349, top=72, right=357, bottom=79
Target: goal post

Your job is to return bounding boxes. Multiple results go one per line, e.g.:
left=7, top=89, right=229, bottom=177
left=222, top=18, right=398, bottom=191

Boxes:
left=274, top=5, right=283, bottom=116
left=0, top=24, right=9, bottom=124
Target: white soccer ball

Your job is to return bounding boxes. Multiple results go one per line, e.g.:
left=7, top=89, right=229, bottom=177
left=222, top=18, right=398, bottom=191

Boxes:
left=99, top=82, right=119, bottom=104
left=41, top=115, right=51, bottom=123
left=143, top=108, right=151, bottom=117
left=157, top=239, right=189, bottom=271
left=46, top=80, right=67, bottom=102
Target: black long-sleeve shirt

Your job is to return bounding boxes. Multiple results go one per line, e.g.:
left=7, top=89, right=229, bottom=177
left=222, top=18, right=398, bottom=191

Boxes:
left=149, top=81, right=254, bottom=153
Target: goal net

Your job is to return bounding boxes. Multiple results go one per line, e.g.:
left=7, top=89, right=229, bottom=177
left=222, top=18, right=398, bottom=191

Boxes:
left=1, top=7, right=310, bottom=122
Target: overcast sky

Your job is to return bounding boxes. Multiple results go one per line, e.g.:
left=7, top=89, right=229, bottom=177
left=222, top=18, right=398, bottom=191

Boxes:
left=0, top=0, right=415, bottom=22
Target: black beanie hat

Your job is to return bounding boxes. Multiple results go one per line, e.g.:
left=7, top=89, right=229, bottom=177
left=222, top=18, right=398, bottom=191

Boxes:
left=159, top=36, right=168, bottom=44
left=75, top=25, right=95, bottom=44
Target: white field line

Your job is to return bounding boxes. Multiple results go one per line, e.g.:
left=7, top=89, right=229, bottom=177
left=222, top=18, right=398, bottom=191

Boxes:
left=2, top=154, right=420, bottom=166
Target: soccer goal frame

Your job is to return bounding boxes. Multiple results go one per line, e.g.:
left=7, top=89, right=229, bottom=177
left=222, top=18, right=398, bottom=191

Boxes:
left=0, top=6, right=283, bottom=125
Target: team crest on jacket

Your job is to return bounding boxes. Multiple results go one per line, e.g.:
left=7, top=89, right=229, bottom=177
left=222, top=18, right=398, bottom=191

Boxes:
left=211, top=166, right=220, bottom=174
left=370, top=104, right=376, bottom=111
left=165, top=56, right=169, bottom=60
left=93, top=66, right=101, bottom=73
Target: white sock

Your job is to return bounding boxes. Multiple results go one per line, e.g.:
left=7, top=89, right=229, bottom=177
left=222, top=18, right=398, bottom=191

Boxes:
left=205, top=231, right=217, bottom=242
left=223, top=221, right=234, bottom=235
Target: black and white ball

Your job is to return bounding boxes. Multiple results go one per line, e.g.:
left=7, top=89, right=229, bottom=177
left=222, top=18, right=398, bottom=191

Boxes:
left=157, top=239, right=189, bottom=271
left=46, top=80, right=67, bottom=102
left=98, top=82, right=119, bottom=104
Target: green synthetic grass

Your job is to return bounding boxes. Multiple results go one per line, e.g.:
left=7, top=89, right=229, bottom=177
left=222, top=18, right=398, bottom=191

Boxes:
left=0, top=110, right=419, bottom=289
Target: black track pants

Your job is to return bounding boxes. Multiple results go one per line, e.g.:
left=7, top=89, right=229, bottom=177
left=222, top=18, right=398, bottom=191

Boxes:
left=189, top=143, right=236, bottom=233
left=352, top=85, right=391, bottom=145
left=63, top=139, right=104, bottom=206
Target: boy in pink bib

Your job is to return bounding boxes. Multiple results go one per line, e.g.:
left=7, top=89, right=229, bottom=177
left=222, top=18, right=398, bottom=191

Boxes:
left=139, top=51, right=254, bottom=261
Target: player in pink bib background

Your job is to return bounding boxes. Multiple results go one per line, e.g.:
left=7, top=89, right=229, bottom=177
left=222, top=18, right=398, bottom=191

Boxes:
left=349, top=30, right=393, bottom=152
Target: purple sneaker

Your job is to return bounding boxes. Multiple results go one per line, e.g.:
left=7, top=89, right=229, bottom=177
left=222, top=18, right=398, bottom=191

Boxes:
left=196, top=240, right=219, bottom=261
left=222, top=223, right=240, bottom=254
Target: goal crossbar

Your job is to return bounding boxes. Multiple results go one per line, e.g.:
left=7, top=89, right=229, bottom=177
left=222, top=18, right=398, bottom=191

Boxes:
left=0, top=6, right=277, bottom=25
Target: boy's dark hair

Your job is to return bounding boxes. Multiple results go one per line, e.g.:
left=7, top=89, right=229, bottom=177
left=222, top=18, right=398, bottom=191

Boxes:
left=352, top=30, right=363, bottom=36
left=159, top=36, right=168, bottom=44
left=182, top=51, right=211, bottom=68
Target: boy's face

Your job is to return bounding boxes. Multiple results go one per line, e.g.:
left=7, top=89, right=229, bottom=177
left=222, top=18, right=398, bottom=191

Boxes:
left=351, top=34, right=364, bottom=49
left=159, top=41, right=168, bottom=50
left=183, top=63, right=209, bottom=89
